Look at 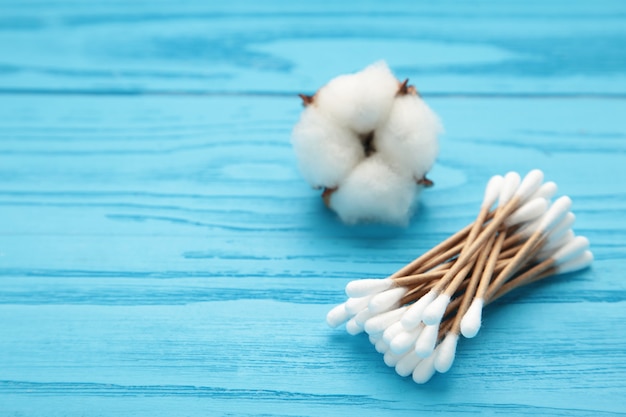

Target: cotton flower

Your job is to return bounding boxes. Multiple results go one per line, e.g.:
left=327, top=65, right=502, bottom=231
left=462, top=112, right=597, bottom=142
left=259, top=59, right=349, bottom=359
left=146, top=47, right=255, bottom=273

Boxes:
left=291, top=61, right=443, bottom=225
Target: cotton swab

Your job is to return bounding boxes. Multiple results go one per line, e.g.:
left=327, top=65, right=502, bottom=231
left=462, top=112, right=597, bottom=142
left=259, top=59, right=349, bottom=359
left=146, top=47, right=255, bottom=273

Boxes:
left=326, top=169, right=592, bottom=384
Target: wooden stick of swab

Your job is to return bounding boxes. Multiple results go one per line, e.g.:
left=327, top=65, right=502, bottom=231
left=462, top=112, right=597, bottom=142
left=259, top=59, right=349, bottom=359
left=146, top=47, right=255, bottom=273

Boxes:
left=489, top=251, right=593, bottom=306
left=411, top=240, right=465, bottom=275
left=459, top=229, right=507, bottom=338
left=392, top=269, right=447, bottom=287
left=430, top=238, right=495, bottom=373
left=389, top=223, right=473, bottom=279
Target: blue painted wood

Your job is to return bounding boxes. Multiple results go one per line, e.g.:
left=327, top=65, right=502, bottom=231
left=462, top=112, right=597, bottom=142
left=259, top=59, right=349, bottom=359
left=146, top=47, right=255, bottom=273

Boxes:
left=1, top=1, right=626, bottom=94
left=1, top=1, right=626, bottom=416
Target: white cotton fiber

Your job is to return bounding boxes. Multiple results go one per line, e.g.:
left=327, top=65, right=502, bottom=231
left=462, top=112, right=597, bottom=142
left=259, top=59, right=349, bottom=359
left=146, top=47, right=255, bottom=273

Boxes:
left=315, top=61, right=399, bottom=134
left=374, top=94, right=442, bottom=181
left=327, top=155, right=419, bottom=225
left=291, top=61, right=444, bottom=225
left=291, top=107, right=365, bottom=189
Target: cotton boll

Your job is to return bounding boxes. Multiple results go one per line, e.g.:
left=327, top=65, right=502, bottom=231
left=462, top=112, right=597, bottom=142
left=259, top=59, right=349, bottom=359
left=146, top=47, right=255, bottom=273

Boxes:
left=291, top=107, right=365, bottom=188
left=374, top=94, right=442, bottom=182
left=328, top=155, right=419, bottom=225
left=315, top=61, right=399, bottom=135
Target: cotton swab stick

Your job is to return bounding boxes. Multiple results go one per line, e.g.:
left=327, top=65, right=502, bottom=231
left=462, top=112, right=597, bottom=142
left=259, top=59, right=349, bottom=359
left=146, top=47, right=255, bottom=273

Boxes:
left=460, top=228, right=507, bottom=338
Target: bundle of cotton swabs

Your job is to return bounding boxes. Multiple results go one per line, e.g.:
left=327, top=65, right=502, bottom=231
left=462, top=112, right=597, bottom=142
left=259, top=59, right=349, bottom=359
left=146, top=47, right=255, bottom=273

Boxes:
left=326, top=169, right=593, bottom=384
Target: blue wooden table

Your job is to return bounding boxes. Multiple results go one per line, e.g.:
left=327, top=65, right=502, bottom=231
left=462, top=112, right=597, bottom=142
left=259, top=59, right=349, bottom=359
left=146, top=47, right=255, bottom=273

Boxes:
left=1, top=1, right=625, bottom=415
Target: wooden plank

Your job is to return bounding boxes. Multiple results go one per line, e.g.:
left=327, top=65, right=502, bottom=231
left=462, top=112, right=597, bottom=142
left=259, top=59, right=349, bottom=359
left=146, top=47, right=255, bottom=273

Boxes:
left=1, top=1, right=626, bottom=93
left=1, top=94, right=625, bottom=416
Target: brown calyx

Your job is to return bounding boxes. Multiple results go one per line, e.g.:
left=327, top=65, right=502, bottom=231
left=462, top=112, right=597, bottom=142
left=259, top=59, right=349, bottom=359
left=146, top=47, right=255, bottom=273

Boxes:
left=298, top=94, right=315, bottom=107
left=417, top=175, right=434, bottom=188
left=322, top=187, right=337, bottom=207
left=397, top=79, right=420, bottom=97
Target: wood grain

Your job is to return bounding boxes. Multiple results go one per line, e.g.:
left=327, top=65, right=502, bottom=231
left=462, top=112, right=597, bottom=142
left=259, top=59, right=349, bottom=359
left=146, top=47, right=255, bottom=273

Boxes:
left=1, top=1, right=626, bottom=416
left=1, top=1, right=626, bottom=94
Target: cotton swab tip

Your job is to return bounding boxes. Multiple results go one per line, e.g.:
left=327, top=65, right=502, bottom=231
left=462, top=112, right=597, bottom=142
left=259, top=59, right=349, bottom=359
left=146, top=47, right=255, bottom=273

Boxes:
left=412, top=353, right=437, bottom=384
left=345, top=295, right=372, bottom=315
left=401, top=290, right=437, bottom=329
left=390, top=326, right=422, bottom=354
left=345, top=278, right=393, bottom=298
left=531, top=181, right=558, bottom=200
left=414, top=324, right=439, bottom=357
left=515, top=169, right=544, bottom=202
left=548, top=212, right=576, bottom=240
left=364, top=306, right=407, bottom=334
left=505, top=198, right=548, bottom=226
left=345, top=318, right=364, bottom=335
left=383, top=349, right=405, bottom=367
left=374, top=338, right=389, bottom=354
left=421, top=293, right=451, bottom=326
left=353, top=307, right=375, bottom=326
left=395, top=352, right=423, bottom=377
left=482, top=175, right=504, bottom=209
left=556, top=250, right=593, bottom=274
left=382, top=321, right=405, bottom=344
left=434, top=333, right=459, bottom=373
left=326, top=303, right=351, bottom=328
left=553, top=236, right=590, bottom=265
left=460, top=298, right=484, bottom=338
left=368, top=287, right=407, bottom=314
left=538, top=196, right=572, bottom=232
left=498, top=171, right=521, bottom=206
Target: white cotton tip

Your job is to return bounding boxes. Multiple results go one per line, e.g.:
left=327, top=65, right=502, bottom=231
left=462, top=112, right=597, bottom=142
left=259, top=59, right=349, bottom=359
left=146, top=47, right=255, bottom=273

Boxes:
left=538, top=230, right=575, bottom=260
left=548, top=212, right=576, bottom=241
left=383, top=349, right=407, bottom=367
left=421, top=293, right=451, bottom=326
left=395, top=351, right=423, bottom=377
left=326, top=303, right=352, bottom=328
left=401, top=290, right=437, bottom=330
left=328, top=154, right=419, bottom=225
left=291, top=107, right=364, bottom=188
left=369, top=333, right=382, bottom=345
left=552, top=236, right=590, bottom=265
left=368, top=287, right=407, bottom=315
left=538, top=196, right=572, bottom=232
left=498, top=172, right=521, bottom=207
left=482, top=175, right=504, bottom=209
left=315, top=61, right=399, bottom=135
left=434, top=333, right=459, bottom=373
left=505, top=198, right=549, bottom=227
left=374, top=338, right=390, bottom=354
left=364, top=306, right=408, bottom=334
left=515, top=216, right=543, bottom=239
left=530, top=181, right=558, bottom=201
left=414, top=324, right=439, bottom=358
left=353, top=307, right=376, bottom=327
left=556, top=250, right=593, bottom=274
left=345, top=295, right=373, bottom=315
left=374, top=93, right=442, bottom=181
left=345, top=278, right=393, bottom=298
left=390, top=325, right=423, bottom=355
left=515, top=169, right=544, bottom=202
left=536, top=229, right=576, bottom=261
left=382, top=321, right=406, bottom=344
left=412, top=352, right=437, bottom=384
left=460, top=298, right=484, bottom=338
left=345, top=317, right=364, bottom=335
